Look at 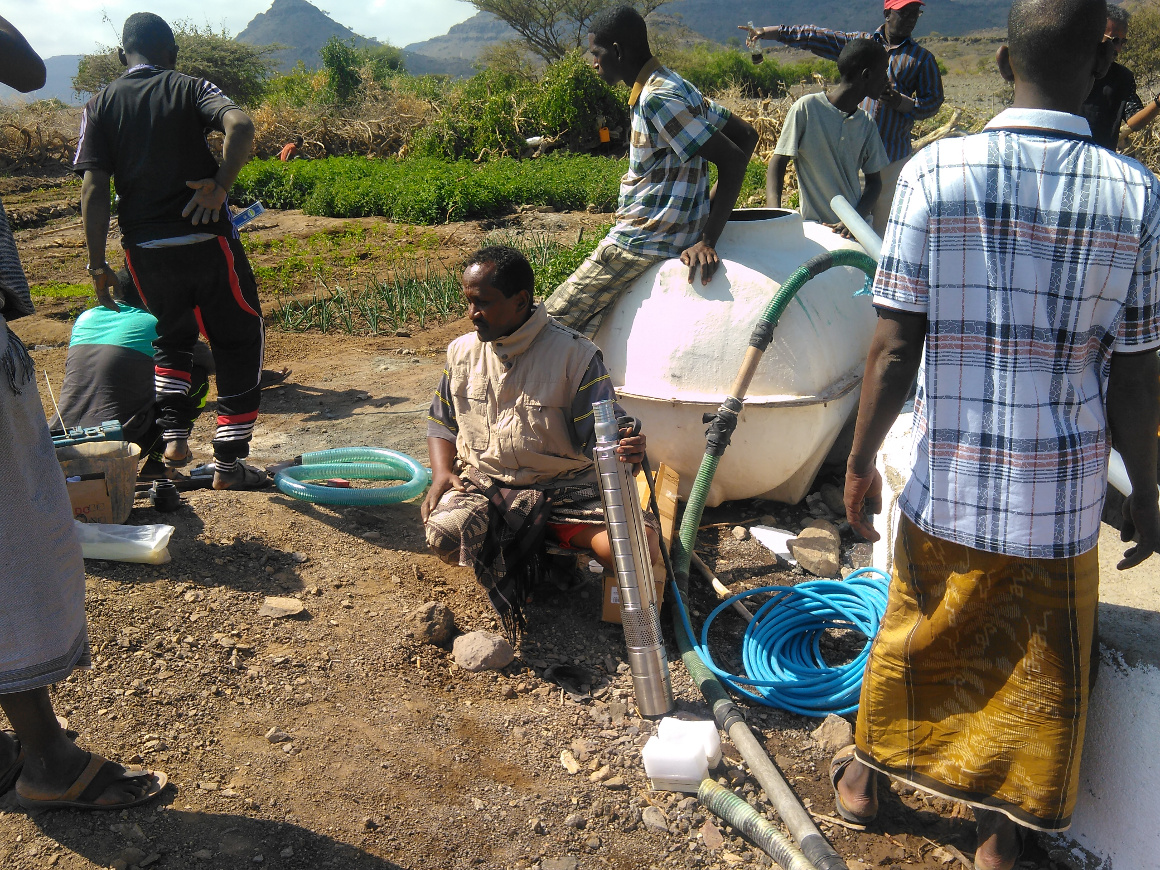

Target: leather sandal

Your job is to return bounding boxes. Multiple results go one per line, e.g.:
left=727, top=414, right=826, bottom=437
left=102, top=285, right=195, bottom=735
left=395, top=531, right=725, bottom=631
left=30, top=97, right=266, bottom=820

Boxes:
left=830, top=745, right=878, bottom=827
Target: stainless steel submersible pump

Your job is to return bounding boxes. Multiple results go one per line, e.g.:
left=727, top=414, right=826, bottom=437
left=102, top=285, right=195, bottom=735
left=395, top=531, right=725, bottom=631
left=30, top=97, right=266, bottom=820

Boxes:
left=591, top=399, right=674, bottom=717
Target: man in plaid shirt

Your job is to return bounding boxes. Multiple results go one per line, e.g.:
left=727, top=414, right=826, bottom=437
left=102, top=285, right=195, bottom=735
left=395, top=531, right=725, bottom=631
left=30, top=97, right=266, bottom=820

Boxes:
left=747, top=0, right=943, bottom=237
left=835, top=1, right=1160, bottom=866
left=545, top=6, right=758, bottom=339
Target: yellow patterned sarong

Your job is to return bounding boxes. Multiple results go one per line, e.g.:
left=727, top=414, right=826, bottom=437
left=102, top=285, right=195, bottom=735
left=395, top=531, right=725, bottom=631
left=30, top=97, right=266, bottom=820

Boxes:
left=855, top=515, right=1097, bottom=832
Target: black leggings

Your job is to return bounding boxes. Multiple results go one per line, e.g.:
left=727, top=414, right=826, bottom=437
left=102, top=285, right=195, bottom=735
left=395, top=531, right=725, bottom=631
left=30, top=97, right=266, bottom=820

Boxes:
left=125, top=236, right=264, bottom=463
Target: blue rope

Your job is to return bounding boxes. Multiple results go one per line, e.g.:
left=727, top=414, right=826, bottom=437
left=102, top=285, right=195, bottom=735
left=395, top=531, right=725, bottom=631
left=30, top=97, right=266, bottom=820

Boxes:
left=674, top=567, right=891, bottom=717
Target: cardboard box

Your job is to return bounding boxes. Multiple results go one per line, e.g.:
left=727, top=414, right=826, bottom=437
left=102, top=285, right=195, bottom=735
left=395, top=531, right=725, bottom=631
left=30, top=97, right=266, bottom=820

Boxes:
left=66, top=472, right=114, bottom=523
left=602, top=574, right=666, bottom=624
left=601, top=463, right=679, bottom=624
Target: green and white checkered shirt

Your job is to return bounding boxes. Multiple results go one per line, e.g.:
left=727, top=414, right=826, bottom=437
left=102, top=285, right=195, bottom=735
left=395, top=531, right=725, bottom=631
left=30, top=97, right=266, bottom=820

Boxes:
left=607, top=59, right=731, bottom=259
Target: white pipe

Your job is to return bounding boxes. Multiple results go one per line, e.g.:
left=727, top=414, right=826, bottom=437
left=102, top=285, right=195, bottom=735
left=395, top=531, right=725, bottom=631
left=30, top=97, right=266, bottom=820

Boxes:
left=830, top=194, right=882, bottom=262
left=1108, top=448, right=1134, bottom=496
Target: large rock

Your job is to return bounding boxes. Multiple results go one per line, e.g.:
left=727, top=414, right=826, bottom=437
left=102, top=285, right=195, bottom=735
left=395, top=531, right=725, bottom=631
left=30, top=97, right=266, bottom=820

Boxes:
left=453, top=631, right=514, bottom=671
left=258, top=596, right=304, bottom=618
left=788, top=521, right=841, bottom=577
left=811, top=713, right=854, bottom=753
left=403, top=601, right=454, bottom=645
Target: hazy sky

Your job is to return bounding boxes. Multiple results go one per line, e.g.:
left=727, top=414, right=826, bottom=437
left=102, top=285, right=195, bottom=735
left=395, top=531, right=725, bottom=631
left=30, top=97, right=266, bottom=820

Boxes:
left=4, top=0, right=480, bottom=58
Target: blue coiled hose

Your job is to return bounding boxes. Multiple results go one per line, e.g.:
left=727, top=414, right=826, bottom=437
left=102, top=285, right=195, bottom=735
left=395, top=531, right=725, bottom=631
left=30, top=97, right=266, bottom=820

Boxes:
left=674, top=566, right=891, bottom=716
left=274, top=447, right=430, bottom=506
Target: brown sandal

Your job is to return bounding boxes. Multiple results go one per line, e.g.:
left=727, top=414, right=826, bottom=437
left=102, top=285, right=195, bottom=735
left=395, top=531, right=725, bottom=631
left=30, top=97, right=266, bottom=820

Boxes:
left=16, top=752, right=167, bottom=811
left=829, top=745, right=878, bottom=827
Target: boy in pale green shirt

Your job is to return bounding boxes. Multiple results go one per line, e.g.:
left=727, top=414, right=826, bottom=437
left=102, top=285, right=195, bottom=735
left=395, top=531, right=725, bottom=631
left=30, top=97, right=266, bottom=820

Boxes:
left=768, top=39, right=890, bottom=231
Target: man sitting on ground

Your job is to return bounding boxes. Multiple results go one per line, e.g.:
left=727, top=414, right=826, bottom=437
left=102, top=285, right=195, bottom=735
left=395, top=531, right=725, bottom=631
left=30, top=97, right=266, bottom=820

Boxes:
left=545, top=5, right=758, bottom=339
left=423, top=246, right=660, bottom=636
left=768, top=39, right=890, bottom=232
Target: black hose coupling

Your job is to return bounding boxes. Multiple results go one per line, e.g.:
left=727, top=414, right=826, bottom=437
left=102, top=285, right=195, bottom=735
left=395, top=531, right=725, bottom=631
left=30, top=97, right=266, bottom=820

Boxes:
left=749, top=319, right=775, bottom=352
left=702, top=396, right=743, bottom=457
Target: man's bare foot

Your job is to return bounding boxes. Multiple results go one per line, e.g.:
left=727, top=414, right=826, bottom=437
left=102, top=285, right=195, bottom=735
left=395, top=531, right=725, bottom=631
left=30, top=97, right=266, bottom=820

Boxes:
left=162, top=438, right=191, bottom=467
left=974, top=809, right=1022, bottom=870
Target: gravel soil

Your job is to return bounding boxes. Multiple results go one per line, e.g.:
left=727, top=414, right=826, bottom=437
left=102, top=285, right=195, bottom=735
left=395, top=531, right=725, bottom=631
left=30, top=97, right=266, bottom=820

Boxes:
left=0, top=120, right=1077, bottom=870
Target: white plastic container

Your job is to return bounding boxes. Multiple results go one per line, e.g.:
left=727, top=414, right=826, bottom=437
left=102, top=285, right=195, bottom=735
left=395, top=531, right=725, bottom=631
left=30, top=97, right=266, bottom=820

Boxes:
left=594, top=208, right=876, bottom=506
left=643, top=716, right=724, bottom=792
left=657, top=717, right=722, bottom=767
left=642, top=734, right=709, bottom=793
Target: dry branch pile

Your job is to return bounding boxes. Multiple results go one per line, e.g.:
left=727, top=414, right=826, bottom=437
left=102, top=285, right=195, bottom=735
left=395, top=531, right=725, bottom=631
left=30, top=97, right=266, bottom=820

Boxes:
left=0, top=103, right=81, bottom=170
left=251, top=86, right=437, bottom=160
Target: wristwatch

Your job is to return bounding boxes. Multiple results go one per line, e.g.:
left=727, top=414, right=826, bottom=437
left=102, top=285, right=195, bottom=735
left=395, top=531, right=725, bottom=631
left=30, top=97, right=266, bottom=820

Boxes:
left=85, top=263, right=110, bottom=274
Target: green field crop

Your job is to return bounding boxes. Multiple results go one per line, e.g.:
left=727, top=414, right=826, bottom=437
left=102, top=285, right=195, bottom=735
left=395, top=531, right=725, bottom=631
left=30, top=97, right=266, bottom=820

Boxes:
left=235, top=154, right=626, bottom=224
left=271, top=227, right=607, bottom=335
left=235, top=154, right=770, bottom=224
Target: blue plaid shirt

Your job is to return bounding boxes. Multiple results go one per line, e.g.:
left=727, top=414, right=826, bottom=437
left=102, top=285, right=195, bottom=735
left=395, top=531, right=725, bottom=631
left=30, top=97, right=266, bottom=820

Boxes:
left=768, top=24, right=943, bottom=162
left=607, top=59, right=731, bottom=259
left=874, top=108, right=1160, bottom=559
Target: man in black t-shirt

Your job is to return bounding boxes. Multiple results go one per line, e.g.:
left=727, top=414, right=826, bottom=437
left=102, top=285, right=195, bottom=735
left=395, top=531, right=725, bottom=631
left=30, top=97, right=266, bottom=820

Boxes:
left=74, top=12, right=267, bottom=490
left=1080, top=4, right=1145, bottom=149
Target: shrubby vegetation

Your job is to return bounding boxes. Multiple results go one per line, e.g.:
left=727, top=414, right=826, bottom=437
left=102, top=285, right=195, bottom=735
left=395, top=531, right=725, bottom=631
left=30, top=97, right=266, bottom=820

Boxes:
left=412, top=52, right=627, bottom=159
left=658, top=45, right=837, bottom=98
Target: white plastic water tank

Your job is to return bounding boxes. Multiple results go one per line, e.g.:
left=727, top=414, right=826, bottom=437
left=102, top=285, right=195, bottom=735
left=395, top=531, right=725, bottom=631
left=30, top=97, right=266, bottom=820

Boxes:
left=593, top=209, right=876, bottom=506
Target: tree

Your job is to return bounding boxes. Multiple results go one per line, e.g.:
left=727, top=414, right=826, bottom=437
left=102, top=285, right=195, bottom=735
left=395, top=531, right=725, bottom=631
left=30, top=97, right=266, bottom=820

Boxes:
left=471, top=0, right=668, bottom=62
left=318, top=38, right=407, bottom=105
left=72, top=23, right=275, bottom=105
left=1123, top=1, right=1160, bottom=93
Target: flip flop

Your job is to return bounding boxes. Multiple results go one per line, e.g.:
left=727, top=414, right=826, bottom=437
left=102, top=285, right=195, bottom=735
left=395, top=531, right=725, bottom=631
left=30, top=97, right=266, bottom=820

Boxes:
left=15, top=752, right=167, bottom=812
left=830, top=745, right=877, bottom=828
left=212, top=462, right=272, bottom=491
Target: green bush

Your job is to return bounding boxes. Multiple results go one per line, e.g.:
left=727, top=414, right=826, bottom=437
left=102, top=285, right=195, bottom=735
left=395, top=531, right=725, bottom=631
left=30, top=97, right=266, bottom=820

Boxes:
left=661, top=45, right=837, bottom=97
left=412, top=51, right=627, bottom=160
left=234, top=154, right=627, bottom=223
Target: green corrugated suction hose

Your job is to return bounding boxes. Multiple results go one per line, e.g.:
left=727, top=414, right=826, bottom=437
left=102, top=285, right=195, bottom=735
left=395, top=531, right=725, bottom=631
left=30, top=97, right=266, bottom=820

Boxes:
left=698, top=780, right=816, bottom=870
left=670, top=248, right=878, bottom=870
left=274, top=447, right=430, bottom=506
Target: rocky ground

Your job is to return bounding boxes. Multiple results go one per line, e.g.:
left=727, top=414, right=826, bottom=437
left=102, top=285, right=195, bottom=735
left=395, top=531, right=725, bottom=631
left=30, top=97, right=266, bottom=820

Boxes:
left=0, top=129, right=1085, bottom=870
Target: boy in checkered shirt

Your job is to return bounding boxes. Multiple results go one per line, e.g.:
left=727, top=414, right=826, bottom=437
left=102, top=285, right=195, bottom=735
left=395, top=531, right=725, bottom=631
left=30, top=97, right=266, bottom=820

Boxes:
left=545, top=5, right=758, bottom=339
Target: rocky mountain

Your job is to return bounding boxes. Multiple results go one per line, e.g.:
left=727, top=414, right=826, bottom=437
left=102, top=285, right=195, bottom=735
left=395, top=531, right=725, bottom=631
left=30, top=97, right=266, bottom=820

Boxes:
left=237, top=0, right=471, bottom=76
left=406, top=1, right=1013, bottom=62
left=403, top=11, right=516, bottom=62
left=0, top=54, right=84, bottom=106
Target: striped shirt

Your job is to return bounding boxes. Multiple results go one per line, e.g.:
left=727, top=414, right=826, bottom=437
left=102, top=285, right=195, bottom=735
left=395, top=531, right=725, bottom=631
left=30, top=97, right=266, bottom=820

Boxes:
left=767, top=25, right=943, bottom=162
left=874, top=108, right=1160, bottom=559
left=608, top=59, right=731, bottom=259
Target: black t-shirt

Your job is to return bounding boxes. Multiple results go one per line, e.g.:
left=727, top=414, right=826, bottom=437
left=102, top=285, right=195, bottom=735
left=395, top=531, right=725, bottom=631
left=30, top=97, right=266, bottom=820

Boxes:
left=73, top=65, right=239, bottom=245
left=1080, top=62, right=1144, bottom=150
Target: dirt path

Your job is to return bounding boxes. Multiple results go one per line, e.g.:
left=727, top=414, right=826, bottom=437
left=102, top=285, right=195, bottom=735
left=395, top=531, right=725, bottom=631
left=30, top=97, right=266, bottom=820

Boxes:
left=0, top=173, right=1071, bottom=870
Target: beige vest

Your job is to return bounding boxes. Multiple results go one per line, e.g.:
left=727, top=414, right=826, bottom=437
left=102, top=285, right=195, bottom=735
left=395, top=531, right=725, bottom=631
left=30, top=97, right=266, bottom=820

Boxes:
left=447, top=305, right=599, bottom=488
